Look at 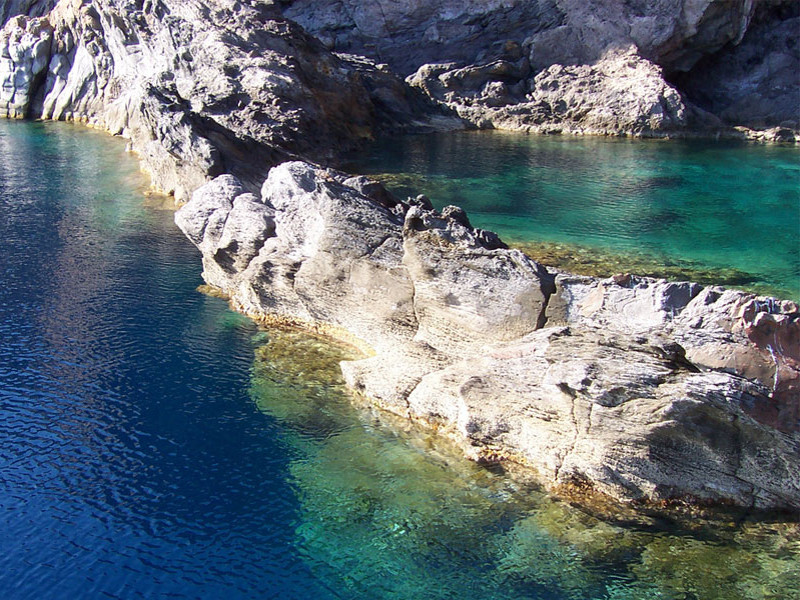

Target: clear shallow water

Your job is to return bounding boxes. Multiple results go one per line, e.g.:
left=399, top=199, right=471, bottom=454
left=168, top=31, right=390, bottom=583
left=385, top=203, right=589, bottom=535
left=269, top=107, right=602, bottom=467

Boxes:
left=346, top=131, right=800, bottom=300
left=0, top=120, right=798, bottom=600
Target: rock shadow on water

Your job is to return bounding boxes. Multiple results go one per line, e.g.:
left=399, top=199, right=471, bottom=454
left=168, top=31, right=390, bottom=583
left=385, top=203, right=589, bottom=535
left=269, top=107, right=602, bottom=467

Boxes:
left=247, top=324, right=800, bottom=600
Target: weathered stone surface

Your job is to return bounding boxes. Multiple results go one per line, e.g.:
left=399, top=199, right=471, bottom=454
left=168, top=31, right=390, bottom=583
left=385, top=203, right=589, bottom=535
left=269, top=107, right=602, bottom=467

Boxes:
left=552, top=274, right=800, bottom=432
left=281, top=0, right=755, bottom=76
left=0, top=15, right=51, bottom=118
left=0, top=0, right=56, bottom=25
left=673, top=1, right=800, bottom=129
left=175, top=162, right=800, bottom=511
left=2, top=0, right=449, bottom=201
left=409, top=47, right=715, bottom=136
left=407, top=327, right=799, bottom=509
left=281, top=0, right=793, bottom=135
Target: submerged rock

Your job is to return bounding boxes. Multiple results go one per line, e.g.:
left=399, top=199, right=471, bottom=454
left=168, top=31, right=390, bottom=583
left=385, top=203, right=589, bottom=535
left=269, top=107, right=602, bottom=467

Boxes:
left=176, top=161, right=800, bottom=512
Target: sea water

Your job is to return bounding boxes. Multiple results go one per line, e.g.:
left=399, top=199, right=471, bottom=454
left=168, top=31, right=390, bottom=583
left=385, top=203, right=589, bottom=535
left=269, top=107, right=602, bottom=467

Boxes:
left=347, top=131, right=800, bottom=301
left=0, top=120, right=797, bottom=599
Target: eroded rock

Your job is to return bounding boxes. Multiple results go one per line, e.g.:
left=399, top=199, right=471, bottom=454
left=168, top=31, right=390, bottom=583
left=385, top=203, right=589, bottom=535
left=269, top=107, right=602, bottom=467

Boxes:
left=2, top=0, right=449, bottom=201
left=176, top=162, right=800, bottom=511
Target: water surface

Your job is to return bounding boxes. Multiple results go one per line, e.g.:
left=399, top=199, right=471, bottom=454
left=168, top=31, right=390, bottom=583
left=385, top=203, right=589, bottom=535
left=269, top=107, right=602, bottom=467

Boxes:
left=347, top=131, right=800, bottom=300
left=1, top=120, right=798, bottom=599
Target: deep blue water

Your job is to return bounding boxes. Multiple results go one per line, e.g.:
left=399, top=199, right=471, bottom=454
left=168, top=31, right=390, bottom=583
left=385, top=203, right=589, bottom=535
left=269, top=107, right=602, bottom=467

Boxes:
left=1, top=120, right=798, bottom=600
left=347, top=131, right=800, bottom=300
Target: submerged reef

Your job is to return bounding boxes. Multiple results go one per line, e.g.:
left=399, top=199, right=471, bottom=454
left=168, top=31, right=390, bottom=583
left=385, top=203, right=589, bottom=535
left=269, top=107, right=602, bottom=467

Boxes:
left=176, top=162, right=800, bottom=512
left=250, top=324, right=800, bottom=599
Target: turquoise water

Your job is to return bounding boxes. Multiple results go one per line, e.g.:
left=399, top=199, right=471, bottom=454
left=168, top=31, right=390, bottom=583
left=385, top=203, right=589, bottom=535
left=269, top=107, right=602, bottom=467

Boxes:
left=346, top=131, right=800, bottom=300
left=1, top=119, right=798, bottom=599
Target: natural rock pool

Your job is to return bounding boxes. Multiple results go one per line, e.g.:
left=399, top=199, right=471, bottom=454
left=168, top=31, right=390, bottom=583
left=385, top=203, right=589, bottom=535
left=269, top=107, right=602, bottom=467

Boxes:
left=1, top=120, right=798, bottom=599
left=346, top=131, right=800, bottom=301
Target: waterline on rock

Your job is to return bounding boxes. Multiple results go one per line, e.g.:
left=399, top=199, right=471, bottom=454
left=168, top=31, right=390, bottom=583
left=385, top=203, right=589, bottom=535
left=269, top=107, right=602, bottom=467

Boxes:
left=346, top=131, right=800, bottom=301
left=250, top=325, right=800, bottom=600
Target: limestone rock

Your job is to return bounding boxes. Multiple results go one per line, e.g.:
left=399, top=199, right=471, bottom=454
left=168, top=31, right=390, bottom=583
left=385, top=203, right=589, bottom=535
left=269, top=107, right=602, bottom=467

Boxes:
left=176, top=162, right=800, bottom=511
left=281, top=0, right=754, bottom=76
left=3, top=0, right=447, bottom=201
left=0, top=0, right=57, bottom=25
left=407, top=327, right=799, bottom=510
left=674, top=2, right=800, bottom=129
left=0, top=15, right=51, bottom=118
left=409, top=48, right=716, bottom=136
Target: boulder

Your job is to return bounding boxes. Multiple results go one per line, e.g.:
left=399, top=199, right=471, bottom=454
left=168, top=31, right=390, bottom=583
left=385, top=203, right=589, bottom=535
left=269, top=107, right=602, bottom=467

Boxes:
left=409, top=48, right=718, bottom=136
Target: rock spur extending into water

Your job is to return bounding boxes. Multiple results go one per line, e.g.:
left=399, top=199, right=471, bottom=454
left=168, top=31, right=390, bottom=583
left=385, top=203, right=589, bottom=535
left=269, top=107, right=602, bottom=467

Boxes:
left=0, top=0, right=798, bottom=514
left=176, top=161, right=800, bottom=512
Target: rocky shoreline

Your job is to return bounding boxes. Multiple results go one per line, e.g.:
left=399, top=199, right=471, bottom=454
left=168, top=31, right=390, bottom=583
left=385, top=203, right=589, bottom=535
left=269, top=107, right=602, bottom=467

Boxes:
left=1, top=0, right=798, bottom=513
left=175, top=161, right=799, bottom=512
left=0, top=1, right=797, bottom=204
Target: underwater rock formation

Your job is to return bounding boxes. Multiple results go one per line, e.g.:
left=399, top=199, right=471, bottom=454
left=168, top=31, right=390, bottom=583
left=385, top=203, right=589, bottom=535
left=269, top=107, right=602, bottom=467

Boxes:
left=176, top=161, right=800, bottom=511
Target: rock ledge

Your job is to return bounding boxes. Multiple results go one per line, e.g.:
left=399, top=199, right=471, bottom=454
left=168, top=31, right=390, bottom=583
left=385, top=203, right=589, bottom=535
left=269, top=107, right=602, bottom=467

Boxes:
left=176, top=161, right=800, bottom=512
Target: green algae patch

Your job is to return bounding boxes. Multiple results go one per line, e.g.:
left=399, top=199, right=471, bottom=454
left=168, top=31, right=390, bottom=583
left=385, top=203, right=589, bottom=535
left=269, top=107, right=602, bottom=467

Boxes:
left=248, top=324, right=800, bottom=599
left=348, top=131, right=800, bottom=302
left=510, top=238, right=774, bottom=295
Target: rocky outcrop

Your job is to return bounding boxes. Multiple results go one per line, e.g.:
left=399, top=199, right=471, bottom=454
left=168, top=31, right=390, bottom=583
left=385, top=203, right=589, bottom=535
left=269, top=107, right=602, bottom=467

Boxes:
left=0, top=0, right=450, bottom=201
left=282, top=0, right=795, bottom=137
left=0, top=0, right=796, bottom=512
left=0, top=0, right=794, bottom=201
left=175, top=161, right=800, bottom=512
left=0, top=0, right=56, bottom=24
left=0, top=14, right=50, bottom=117
left=408, top=47, right=718, bottom=136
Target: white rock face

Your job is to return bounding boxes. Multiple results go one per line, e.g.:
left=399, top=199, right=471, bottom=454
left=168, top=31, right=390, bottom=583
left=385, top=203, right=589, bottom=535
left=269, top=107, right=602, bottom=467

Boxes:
left=176, top=162, right=800, bottom=511
left=0, top=15, right=51, bottom=118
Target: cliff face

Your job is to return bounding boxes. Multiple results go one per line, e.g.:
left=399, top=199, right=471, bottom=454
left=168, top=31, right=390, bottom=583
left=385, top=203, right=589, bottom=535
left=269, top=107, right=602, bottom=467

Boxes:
left=672, top=1, right=800, bottom=128
left=0, top=0, right=795, bottom=200
left=282, top=0, right=797, bottom=135
left=0, top=0, right=446, bottom=201
left=281, top=0, right=755, bottom=76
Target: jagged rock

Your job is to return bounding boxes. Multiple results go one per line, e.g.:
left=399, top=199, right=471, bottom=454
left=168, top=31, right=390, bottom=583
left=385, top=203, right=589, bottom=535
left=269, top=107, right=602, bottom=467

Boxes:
left=0, top=15, right=51, bottom=118
left=409, top=48, right=717, bottom=136
left=407, top=327, right=799, bottom=509
left=2, top=0, right=448, bottom=201
left=673, top=1, right=800, bottom=129
left=0, top=0, right=57, bottom=25
left=282, top=0, right=795, bottom=134
left=550, top=274, right=800, bottom=432
left=281, top=0, right=755, bottom=76
left=175, top=162, right=800, bottom=511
